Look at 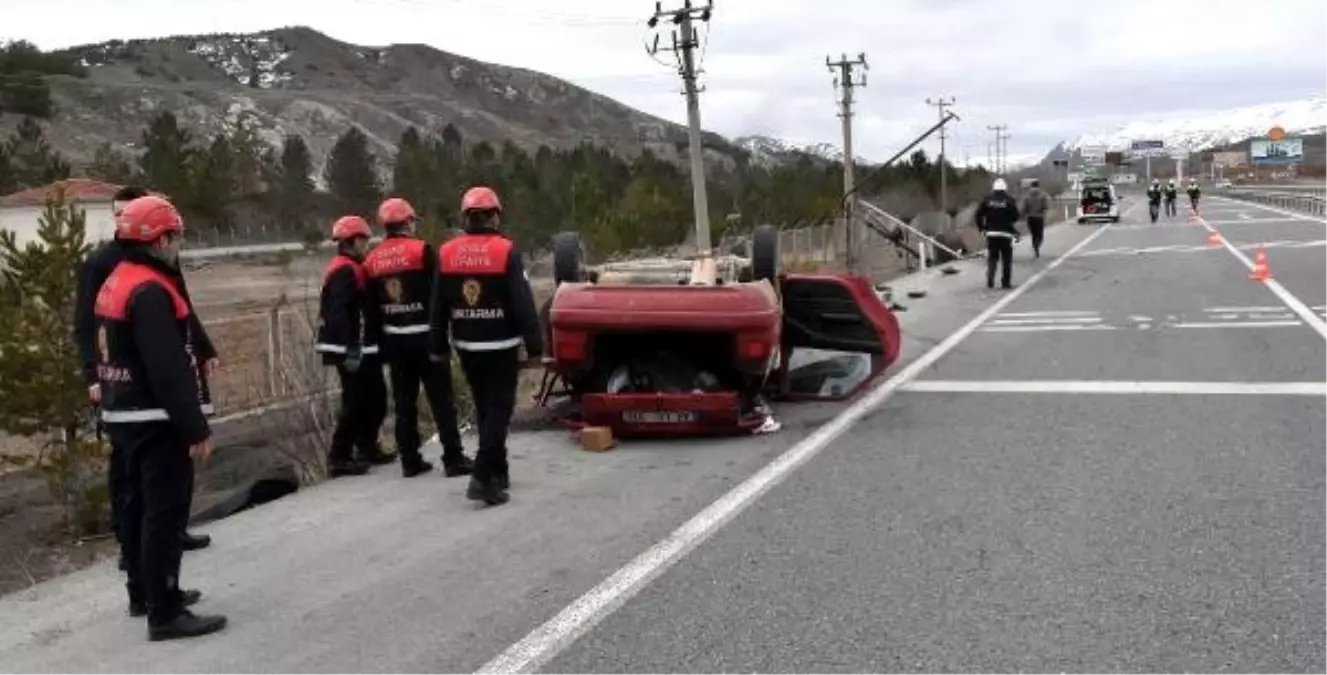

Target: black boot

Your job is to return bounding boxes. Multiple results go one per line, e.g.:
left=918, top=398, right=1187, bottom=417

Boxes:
left=441, top=454, right=474, bottom=478
left=328, top=458, right=370, bottom=477
left=180, top=531, right=211, bottom=551
left=401, top=457, right=434, bottom=478
left=357, top=447, right=396, bottom=466
left=466, top=476, right=510, bottom=506
left=130, top=588, right=201, bottom=618
left=148, top=609, right=228, bottom=642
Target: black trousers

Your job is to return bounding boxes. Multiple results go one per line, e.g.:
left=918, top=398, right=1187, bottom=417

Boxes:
left=1026, top=216, right=1046, bottom=253
left=386, top=345, right=464, bottom=463
left=109, top=422, right=193, bottom=625
left=457, top=347, right=520, bottom=483
left=985, top=236, right=1013, bottom=288
left=1149, top=202, right=1160, bottom=222
left=1164, top=198, right=1177, bottom=216
left=330, top=356, right=388, bottom=462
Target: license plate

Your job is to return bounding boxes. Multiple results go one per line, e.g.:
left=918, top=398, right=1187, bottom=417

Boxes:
left=622, top=410, right=698, bottom=424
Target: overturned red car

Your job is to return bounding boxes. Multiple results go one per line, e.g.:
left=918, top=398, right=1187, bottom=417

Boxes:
left=535, top=226, right=902, bottom=437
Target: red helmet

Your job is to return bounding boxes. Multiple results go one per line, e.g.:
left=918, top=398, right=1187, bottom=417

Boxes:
left=377, top=197, right=417, bottom=226
left=460, top=186, right=502, bottom=214
left=115, top=196, right=184, bottom=242
left=331, top=215, right=372, bottom=241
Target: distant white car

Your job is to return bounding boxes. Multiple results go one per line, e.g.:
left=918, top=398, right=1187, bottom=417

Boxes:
left=1214, top=179, right=1233, bottom=189
left=1076, top=181, right=1120, bottom=224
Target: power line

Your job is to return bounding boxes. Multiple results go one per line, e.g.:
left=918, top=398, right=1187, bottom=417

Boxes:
left=826, top=51, right=867, bottom=271
left=647, top=0, right=715, bottom=264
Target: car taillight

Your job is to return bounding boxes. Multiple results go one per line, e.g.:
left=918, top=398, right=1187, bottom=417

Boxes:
left=738, top=333, right=771, bottom=361
left=554, top=329, right=588, bottom=363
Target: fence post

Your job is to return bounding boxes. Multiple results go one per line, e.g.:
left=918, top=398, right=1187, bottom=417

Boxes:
left=267, top=295, right=287, bottom=398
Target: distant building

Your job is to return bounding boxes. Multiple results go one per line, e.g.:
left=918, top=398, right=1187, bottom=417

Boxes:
left=0, top=179, right=128, bottom=248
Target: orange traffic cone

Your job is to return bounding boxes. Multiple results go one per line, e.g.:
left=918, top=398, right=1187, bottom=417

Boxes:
left=1207, top=231, right=1222, bottom=248
left=1249, top=247, right=1273, bottom=281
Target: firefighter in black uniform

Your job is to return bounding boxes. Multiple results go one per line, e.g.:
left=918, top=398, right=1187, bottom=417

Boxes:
left=316, top=215, right=390, bottom=477
left=365, top=197, right=473, bottom=478
left=1163, top=179, right=1179, bottom=217
left=975, top=178, right=1022, bottom=289
left=74, top=186, right=213, bottom=575
left=94, top=195, right=227, bottom=641
left=1146, top=179, right=1163, bottom=223
left=429, top=187, right=543, bottom=506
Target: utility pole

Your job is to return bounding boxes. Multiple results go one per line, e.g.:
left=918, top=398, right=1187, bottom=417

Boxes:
left=925, top=95, right=956, bottom=210
left=827, top=52, right=867, bottom=271
left=987, top=124, right=1010, bottom=174
left=647, top=0, right=715, bottom=279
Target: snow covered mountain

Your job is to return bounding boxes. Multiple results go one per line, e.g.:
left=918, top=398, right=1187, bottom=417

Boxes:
left=733, top=134, right=869, bottom=167
left=1068, top=96, right=1327, bottom=152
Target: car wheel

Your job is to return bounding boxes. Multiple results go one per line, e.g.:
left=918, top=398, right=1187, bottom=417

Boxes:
left=552, top=231, right=586, bottom=285
left=1111, top=217, right=1120, bottom=223
left=751, top=224, right=780, bottom=283
left=1077, top=218, right=1086, bottom=224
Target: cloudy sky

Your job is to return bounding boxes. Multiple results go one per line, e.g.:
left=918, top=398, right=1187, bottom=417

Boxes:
left=7, top=0, right=1326, bottom=165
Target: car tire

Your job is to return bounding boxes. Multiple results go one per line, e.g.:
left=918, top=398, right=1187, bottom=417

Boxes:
left=751, top=224, right=780, bottom=283
left=552, top=231, right=586, bottom=285
left=1077, top=218, right=1086, bottom=224
left=1111, top=217, right=1120, bottom=223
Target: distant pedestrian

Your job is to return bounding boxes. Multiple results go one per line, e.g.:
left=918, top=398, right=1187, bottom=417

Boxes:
left=430, top=186, right=543, bottom=506
left=1019, top=178, right=1051, bottom=258
left=975, top=178, right=1022, bottom=289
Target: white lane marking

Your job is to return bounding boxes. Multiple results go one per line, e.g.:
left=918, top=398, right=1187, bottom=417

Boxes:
left=979, top=325, right=1116, bottom=332
left=1238, top=212, right=1251, bottom=220
left=1208, top=195, right=1327, bottom=224
left=1203, top=217, right=1317, bottom=225
left=1078, top=239, right=1325, bottom=257
left=994, top=310, right=1098, bottom=318
left=1174, top=321, right=1303, bottom=329
left=474, top=205, right=1127, bottom=675
left=1206, top=305, right=1291, bottom=313
left=1195, top=214, right=1327, bottom=340
left=902, top=380, right=1327, bottom=396
left=988, top=316, right=1102, bottom=325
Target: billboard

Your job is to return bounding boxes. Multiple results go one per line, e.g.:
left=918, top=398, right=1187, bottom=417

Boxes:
left=1212, top=151, right=1246, bottom=168
left=1250, top=138, right=1303, bottom=164
left=1080, top=144, right=1107, bottom=166
left=1130, top=139, right=1166, bottom=158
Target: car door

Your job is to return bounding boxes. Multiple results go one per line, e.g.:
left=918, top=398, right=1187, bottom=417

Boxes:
left=773, top=273, right=902, bottom=400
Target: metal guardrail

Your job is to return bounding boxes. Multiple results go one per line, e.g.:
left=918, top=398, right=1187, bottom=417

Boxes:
left=855, top=200, right=967, bottom=268
left=1219, top=188, right=1327, bottom=217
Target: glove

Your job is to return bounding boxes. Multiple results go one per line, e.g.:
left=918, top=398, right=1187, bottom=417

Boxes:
left=344, top=347, right=362, bottom=374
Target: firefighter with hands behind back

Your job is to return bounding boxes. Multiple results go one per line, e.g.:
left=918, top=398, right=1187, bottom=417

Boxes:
left=316, top=215, right=389, bottom=478
left=364, top=197, right=473, bottom=478
left=93, top=195, right=227, bottom=641
left=430, top=186, right=543, bottom=507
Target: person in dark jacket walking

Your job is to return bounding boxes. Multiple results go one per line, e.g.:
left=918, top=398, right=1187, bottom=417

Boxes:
left=364, top=197, right=473, bottom=478
left=975, top=178, right=1022, bottom=289
left=429, top=187, right=543, bottom=506
left=1019, top=178, right=1051, bottom=258
left=94, top=195, right=227, bottom=641
left=316, top=215, right=388, bottom=478
left=1186, top=179, right=1201, bottom=213
left=74, top=186, right=213, bottom=568
left=1163, top=179, right=1179, bottom=217
left=1146, top=179, right=1163, bottom=223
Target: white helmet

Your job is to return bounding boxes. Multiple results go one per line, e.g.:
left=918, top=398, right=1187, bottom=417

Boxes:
left=992, top=178, right=1008, bottom=191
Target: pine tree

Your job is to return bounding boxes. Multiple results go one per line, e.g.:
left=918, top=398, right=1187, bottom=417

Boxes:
left=0, top=187, right=108, bottom=535
left=5, top=116, right=70, bottom=188
left=227, top=113, right=265, bottom=197
left=137, top=111, right=194, bottom=199
left=0, top=143, right=14, bottom=194
left=390, top=126, right=440, bottom=218
left=271, top=134, right=316, bottom=230
left=324, top=125, right=381, bottom=217
left=189, top=134, right=237, bottom=228
left=86, top=142, right=134, bottom=184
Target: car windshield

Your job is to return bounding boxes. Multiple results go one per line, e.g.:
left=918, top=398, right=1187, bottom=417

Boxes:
left=1084, top=187, right=1111, bottom=201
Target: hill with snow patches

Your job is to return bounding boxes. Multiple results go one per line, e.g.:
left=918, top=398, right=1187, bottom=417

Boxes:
left=1068, top=97, right=1327, bottom=152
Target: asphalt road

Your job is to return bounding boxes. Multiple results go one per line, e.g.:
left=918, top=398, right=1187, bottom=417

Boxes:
left=1, top=197, right=1322, bottom=673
